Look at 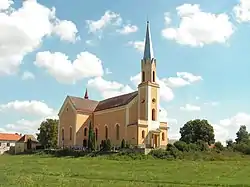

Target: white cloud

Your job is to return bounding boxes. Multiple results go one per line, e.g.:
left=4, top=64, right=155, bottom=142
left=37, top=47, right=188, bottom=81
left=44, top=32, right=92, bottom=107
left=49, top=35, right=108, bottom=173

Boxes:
left=117, top=24, right=138, bottom=34
left=220, top=112, right=250, bottom=127
left=163, top=72, right=202, bottom=88
left=105, top=68, right=112, bottom=75
left=130, top=73, right=174, bottom=102
left=2, top=112, right=58, bottom=135
left=177, top=72, right=202, bottom=82
left=128, top=41, right=144, bottom=53
left=180, top=104, right=201, bottom=111
left=0, top=0, right=79, bottom=76
left=159, top=107, right=178, bottom=125
left=0, top=0, right=13, bottom=10
left=0, top=100, right=54, bottom=116
left=164, top=12, right=171, bottom=25
left=34, top=51, right=104, bottom=84
left=53, top=20, right=80, bottom=43
left=195, top=96, right=200, bottom=100
left=213, top=112, right=250, bottom=144
left=85, top=40, right=95, bottom=46
left=86, top=11, right=122, bottom=34
left=233, top=0, right=250, bottom=22
left=21, top=71, right=35, bottom=80
left=87, top=77, right=134, bottom=99
left=162, top=4, right=234, bottom=47
left=204, top=101, right=219, bottom=106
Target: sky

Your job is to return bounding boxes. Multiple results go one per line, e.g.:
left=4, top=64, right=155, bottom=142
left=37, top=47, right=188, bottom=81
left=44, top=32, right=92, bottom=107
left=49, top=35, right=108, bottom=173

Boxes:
left=0, top=0, right=250, bottom=144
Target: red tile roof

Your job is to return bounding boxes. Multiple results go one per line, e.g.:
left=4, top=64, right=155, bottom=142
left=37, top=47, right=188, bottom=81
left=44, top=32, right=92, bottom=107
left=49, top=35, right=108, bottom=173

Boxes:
left=68, top=91, right=138, bottom=112
left=0, top=133, right=21, bottom=141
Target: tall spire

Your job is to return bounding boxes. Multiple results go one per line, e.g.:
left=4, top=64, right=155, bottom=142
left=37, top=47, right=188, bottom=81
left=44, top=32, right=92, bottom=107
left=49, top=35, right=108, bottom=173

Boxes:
left=143, top=21, right=154, bottom=60
left=84, top=88, right=89, bottom=99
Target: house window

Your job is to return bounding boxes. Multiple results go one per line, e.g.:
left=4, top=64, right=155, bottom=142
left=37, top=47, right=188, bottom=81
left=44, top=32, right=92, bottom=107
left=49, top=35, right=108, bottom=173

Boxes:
left=142, top=130, right=145, bottom=139
left=95, top=128, right=98, bottom=141
left=66, top=107, right=68, bottom=111
left=62, top=128, right=64, bottom=141
left=7, top=143, right=10, bottom=147
left=152, top=109, right=156, bottom=121
left=153, top=71, right=155, bottom=82
left=162, top=132, right=165, bottom=141
left=116, top=124, right=120, bottom=140
left=84, top=128, right=87, bottom=136
left=142, top=71, right=145, bottom=82
left=70, top=126, right=72, bottom=140
left=105, top=126, right=108, bottom=139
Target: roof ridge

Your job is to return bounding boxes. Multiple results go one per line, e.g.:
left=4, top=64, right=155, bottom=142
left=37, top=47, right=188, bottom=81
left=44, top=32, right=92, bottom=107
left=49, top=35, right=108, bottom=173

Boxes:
left=68, top=95, right=99, bottom=103
left=99, top=91, right=138, bottom=102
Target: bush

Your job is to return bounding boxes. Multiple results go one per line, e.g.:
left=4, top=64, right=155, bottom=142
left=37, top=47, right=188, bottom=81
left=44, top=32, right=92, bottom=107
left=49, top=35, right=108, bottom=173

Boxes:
left=196, top=140, right=209, bottom=151
left=174, top=141, right=189, bottom=152
left=233, top=143, right=250, bottom=154
left=149, top=149, right=169, bottom=159
left=106, top=139, right=111, bottom=151
left=188, top=143, right=199, bottom=151
left=121, top=139, right=125, bottom=149
left=214, top=141, right=224, bottom=151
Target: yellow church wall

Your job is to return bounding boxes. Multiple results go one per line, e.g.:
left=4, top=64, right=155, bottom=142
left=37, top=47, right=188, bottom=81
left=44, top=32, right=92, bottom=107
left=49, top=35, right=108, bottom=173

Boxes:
left=137, top=126, right=148, bottom=147
left=160, top=122, right=168, bottom=148
left=151, top=87, right=158, bottom=120
left=127, top=125, right=138, bottom=145
left=94, top=107, right=126, bottom=146
left=75, top=113, right=91, bottom=146
left=138, top=86, right=146, bottom=120
left=59, top=101, right=76, bottom=147
left=128, top=99, right=138, bottom=124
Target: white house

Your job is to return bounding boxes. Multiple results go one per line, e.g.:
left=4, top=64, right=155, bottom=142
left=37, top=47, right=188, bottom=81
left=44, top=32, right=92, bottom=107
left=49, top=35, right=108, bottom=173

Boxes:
left=0, top=133, right=22, bottom=154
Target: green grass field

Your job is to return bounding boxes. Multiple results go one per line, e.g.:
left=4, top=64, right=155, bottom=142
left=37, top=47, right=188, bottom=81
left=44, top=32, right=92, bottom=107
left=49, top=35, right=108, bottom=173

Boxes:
left=1, top=155, right=250, bottom=187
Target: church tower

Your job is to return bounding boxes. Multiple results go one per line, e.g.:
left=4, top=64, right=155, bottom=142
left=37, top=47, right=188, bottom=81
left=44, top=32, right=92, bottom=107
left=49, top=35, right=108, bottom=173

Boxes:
left=138, top=21, right=160, bottom=131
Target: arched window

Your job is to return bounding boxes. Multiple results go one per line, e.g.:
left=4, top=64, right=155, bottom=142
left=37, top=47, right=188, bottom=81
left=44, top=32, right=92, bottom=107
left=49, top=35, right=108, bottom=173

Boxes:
left=95, top=128, right=98, bottom=141
left=152, top=71, right=155, bottom=82
left=162, top=132, right=165, bottom=141
left=69, top=126, right=72, bottom=140
left=152, top=109, right=156, bottom=121
left=105, top=126, right=108, bottom=139
left=142, top=130, right=145, bottom=138
left=61, top=128, right=64, bottom=141
left=84, top=128, right=87, bottom=136
left=142, top=71, right=145, bottom=82
left=116, top=124, right=120, bottom=140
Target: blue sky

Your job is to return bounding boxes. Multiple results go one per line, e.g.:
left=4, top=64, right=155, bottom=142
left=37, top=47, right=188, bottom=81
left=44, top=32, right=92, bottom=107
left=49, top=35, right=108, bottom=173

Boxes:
left=0, top=0, right=250, bottom=143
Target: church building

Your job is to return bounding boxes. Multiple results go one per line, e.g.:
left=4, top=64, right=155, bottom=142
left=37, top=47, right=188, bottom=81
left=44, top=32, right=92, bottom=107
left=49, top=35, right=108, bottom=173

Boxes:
left=58, top=21, right=169, bottom=149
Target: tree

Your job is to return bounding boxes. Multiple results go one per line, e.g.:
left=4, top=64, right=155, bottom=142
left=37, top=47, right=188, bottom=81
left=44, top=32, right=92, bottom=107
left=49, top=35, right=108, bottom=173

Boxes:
left=106, top=139, right=111, bottom=151
left=235, top=125, right=250, bottom=144
left=179, top=119, right=215, bottom=145
left=121, top=139, right=125, bottom=149
left=37, top=119, right=58, bottom=148
left=214, top=141, right=224, bottom=151
left=226, top=139, right=234, bottom=148
left=88, top=121, right=95, bottom=151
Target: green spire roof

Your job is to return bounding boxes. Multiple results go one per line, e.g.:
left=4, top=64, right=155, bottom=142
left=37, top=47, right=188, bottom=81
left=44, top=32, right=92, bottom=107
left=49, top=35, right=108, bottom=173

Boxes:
left=143, top=21, right=154, bottom=60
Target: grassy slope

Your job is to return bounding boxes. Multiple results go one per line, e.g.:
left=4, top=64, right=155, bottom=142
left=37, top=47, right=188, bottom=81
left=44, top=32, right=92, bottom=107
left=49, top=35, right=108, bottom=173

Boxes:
left=1, top=155, right=250, bottom=187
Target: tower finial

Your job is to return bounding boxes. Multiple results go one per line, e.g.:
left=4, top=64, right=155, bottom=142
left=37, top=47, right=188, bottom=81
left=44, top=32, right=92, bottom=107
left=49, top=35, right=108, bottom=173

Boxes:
left=143, top=20, right=154, bottom=60
left=84, top=88, right=89, bottom=99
